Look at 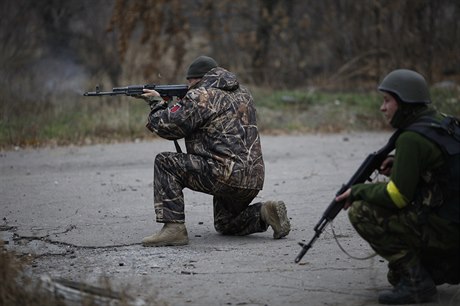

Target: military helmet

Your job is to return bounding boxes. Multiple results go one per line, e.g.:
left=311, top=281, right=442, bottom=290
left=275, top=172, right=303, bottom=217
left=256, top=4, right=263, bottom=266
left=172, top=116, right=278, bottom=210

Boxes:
left=378, top=69, right=431, bottom=104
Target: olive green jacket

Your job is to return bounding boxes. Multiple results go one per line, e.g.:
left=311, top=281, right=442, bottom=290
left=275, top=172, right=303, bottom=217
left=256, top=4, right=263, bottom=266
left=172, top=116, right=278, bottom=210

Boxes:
left=351, top=108, right=444, bottom=210
left=351, top=130, right=444, bottom=209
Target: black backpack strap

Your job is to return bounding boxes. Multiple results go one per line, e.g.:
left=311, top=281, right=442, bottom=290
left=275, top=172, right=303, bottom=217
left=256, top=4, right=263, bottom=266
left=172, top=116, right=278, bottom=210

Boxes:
left=406, top=115, right=460, bottom=155
left=441, top=115, right=460, bottom=142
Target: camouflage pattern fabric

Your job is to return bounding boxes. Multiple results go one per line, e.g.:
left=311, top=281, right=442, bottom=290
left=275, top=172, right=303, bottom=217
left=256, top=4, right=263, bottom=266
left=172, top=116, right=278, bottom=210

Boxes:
left=154, top=152, right=269, bottom=235
left=147, top=67, right=267, bottom=235
left=348, top=200, right=460, bottom=285
left=147, top=67, right=264, bottom=190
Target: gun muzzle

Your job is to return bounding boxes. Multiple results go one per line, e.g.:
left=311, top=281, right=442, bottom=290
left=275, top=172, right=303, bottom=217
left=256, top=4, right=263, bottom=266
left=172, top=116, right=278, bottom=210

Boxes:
left=295, top=242, right=311, bottom=263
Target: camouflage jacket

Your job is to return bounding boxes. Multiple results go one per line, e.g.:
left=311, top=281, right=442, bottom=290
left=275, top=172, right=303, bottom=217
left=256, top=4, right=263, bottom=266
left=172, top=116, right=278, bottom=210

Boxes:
left=146, top=67, right=265, bottom=190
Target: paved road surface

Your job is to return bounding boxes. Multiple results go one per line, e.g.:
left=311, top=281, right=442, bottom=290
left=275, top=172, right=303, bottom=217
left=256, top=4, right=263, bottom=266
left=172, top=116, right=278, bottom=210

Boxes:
left=1, top=133, right=458, bottom=305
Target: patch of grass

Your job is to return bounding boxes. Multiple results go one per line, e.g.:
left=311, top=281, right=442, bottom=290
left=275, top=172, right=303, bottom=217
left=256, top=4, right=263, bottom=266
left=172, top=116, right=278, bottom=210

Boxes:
left=0, top=97, right=151, bottom=149
left=253, top=88, right=385, bottom=133
left=253, top=87, right=459, bottom=133
left=430, top=87, right=460, bottom=115
left=1, top=88, right=459, bottom=149
left=0, top=247, right=54, bottom=306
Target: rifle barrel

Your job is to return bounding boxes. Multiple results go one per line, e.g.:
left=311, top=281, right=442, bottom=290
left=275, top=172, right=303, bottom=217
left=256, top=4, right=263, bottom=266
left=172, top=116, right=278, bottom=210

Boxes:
left=83, top=91, right=122, bottom=96
left=83, top=84, right=188, bottom=98
left=295, top=216, right=329, bottom=263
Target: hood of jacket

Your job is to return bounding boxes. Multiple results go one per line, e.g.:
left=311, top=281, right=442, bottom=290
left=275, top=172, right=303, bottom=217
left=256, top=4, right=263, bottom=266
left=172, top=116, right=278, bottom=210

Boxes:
left=193, top=67, right=240, bottom=92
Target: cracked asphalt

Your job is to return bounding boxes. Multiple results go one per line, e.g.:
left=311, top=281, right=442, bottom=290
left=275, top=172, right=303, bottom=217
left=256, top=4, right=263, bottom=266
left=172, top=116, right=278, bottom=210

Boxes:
left=1, top=133, right=459, bottom=306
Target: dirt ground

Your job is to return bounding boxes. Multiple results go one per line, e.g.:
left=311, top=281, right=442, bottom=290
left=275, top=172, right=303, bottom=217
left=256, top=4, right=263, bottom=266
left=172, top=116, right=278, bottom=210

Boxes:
left=1, top=133, right=459, bottom=306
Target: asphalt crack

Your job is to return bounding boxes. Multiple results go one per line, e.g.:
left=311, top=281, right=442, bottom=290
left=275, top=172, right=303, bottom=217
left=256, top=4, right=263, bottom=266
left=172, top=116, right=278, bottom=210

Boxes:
left=2, top=225, right=141, bottom=259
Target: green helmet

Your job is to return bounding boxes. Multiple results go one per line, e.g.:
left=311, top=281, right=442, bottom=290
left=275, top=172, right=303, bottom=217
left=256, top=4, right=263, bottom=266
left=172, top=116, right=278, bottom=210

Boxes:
left=378, top=69, right=431, bottom=104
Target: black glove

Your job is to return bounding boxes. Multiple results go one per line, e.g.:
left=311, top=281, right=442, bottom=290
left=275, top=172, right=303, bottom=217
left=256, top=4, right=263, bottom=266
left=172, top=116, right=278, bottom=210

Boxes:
left=142, top=95, right=166, bottom=111
left=149, top=100, right=168, bottom=112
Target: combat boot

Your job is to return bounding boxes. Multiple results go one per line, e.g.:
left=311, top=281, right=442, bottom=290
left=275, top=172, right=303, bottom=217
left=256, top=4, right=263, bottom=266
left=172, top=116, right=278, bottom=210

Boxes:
left=387, top=263, right=402, bottom=286
left=142, top=223, right=189, bottom=247
left=261, top=201, right=291, bottom=239
left=378, top=264, right=437, bottom=305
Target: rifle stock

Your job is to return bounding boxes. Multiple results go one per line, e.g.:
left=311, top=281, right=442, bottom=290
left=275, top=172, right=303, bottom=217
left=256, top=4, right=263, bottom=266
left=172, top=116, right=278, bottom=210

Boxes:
left=295, top=130, right=401, bottom=263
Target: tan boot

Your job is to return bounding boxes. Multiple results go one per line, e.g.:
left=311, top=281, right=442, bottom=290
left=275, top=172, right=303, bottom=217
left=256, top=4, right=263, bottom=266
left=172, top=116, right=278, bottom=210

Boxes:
left=142, top=223, right=189, bottom=247
left=261, top=201, right=291, bottom=239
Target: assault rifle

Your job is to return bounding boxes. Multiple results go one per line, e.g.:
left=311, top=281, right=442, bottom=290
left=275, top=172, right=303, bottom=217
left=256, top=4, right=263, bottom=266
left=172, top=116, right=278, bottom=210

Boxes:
left=295, top=129, right=402, bottom=263
left=83, top=83, right=188, bottom=154
left=83, top=84, right=188, bottom=99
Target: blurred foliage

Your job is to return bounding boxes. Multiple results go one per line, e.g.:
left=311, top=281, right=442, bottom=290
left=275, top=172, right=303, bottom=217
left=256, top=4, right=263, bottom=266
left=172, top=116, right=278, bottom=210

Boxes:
left=105, top=0, right=460, bottom=88
left=1, top=88, right=458, bottom=150
left=0, top=244, right=164, bottom=305
left=1, top=0, right=460, bottom=148
left=107, top=0, right=190, bottom=81
left=0, top=247, right=55, bottom=306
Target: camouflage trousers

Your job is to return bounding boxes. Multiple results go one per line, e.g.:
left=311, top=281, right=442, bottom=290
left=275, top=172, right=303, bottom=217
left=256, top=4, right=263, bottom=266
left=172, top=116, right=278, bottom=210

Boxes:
left=153, top=152, right=269, bottom=236
left=348, top=201, right=460, bottom=285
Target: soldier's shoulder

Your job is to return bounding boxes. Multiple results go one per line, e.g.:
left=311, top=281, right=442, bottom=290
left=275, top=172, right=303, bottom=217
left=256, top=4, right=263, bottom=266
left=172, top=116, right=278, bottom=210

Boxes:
left=186, top=87, right=209, bottom=102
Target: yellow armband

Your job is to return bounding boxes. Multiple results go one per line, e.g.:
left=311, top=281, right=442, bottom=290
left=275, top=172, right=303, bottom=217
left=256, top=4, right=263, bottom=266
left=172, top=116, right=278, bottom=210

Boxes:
left=386, top=180, right=408, bottom=208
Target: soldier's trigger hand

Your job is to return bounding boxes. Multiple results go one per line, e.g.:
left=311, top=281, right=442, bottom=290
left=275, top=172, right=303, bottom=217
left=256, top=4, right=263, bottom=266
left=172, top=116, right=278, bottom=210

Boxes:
left=150, top=101, right=168, bottom=112
left=379, top=156, right=394, bottom=177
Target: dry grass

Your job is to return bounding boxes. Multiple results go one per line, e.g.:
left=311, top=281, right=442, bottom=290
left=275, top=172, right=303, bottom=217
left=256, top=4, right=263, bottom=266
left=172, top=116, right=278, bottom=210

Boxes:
left=0, top=246, right=59, bottom=306
left=1, top=87, right=459, bottom=150
left=0, top=244, right=163, bottom=306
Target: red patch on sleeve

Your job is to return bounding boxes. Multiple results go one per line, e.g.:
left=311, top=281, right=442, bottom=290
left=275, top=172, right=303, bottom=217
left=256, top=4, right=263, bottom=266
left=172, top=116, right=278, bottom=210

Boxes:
left=169, top=104, right=182, bottom=113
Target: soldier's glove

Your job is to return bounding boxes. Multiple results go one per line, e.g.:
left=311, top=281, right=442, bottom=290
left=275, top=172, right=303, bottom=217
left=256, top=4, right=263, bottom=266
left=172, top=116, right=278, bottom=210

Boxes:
left=144, top=96, right=168, bottom=112
left=150, top=101, right=168, bottom=113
